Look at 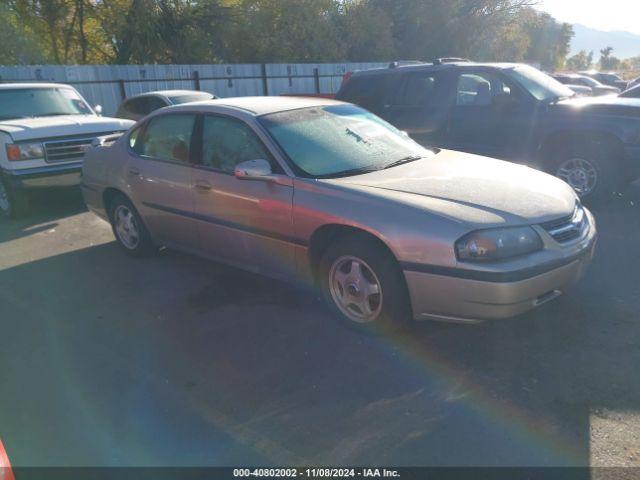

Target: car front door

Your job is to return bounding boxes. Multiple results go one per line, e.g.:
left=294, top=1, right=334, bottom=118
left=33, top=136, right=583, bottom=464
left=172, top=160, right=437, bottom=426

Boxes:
left=191, top=114, right=296, bottom=278
left=445, top=69, right=533, bottom=160
left=126, top=113, right=200, bottom=250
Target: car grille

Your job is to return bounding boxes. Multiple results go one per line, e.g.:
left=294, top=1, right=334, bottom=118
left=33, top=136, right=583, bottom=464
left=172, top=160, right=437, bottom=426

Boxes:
left=541, top=205, right=588, bottom=243
left=43, top=137, right=96, bottom=163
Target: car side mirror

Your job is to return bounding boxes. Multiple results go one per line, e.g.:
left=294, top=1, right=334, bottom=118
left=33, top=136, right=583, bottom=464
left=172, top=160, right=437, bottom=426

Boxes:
left=94, top=104, right=103, bottom=116
left=234, top=159, right=273, bottom=180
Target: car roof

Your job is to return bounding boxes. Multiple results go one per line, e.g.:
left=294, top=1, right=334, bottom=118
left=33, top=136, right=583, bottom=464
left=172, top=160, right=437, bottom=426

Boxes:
left=127, top=89, right=212, bottom=99
left=349, top=61, right=523, bottom=78
left=0, top=82, right=76, bottom=90
left=168, top=96, right=346, bottom=116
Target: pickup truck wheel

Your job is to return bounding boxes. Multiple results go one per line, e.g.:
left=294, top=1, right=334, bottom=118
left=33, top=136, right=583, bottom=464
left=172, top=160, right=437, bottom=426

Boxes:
left=551, top=142, right=622, bottom=202
left=108, top=194, right=154, bottom=256
left=0, top=176, right=29, bottom=219
left=319, top=235, right=411, bottom=331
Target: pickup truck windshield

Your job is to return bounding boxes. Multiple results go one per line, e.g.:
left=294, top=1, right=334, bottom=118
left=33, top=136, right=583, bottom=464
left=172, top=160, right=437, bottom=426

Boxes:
left=505, top=65, right=574, bottom=102
left=0, top=87, right=93, bottom=120
left=259, top=104, right=432, bottom=178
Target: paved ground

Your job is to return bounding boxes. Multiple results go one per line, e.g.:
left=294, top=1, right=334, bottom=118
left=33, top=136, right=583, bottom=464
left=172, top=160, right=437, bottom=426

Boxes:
left=1, top=186, right=639, bottom=468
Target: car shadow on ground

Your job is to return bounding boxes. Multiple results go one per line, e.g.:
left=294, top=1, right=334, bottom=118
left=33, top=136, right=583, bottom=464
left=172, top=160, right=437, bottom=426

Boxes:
left=0, top=185, right=639, bottom=469
left=0, top=188, right=87, bottom=243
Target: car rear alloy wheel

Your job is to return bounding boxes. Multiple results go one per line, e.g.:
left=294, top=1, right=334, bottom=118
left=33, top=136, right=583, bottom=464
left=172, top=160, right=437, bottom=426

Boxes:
left=555, top=157, right=598, bottom=196
left=329, top=255, right=383, bottom=323
left=109, top=194, right=155, bottom=256
left=114, top=204, right=140, bottom=250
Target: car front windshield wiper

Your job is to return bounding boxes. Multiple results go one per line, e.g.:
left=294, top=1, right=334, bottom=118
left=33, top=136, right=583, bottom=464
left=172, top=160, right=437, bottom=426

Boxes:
left=383, top=155, right=423, bottom=169
left=0, top=115, right=31, bottom=120
left=318, top=165, right=381, bottom=179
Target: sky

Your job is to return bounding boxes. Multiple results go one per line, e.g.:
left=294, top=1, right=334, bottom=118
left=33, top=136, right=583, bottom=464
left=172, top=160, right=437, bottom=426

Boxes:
left=536, top=0, right=640, bottom=35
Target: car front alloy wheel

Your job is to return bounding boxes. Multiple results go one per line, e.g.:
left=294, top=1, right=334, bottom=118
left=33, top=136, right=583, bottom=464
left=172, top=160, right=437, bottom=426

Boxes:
left=555, top=157, right=598, bottom=197
left=329, top=255, right=383, bottom=324
left=319, top=235, right=411, bottom=330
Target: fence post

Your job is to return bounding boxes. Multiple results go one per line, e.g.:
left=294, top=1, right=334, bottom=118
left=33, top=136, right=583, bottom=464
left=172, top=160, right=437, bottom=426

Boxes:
left=193, top=70, right=201, bottom=91
left=313, top=68, right=320, bottom=94
left=118, top=79, right=126, bottom=100
left=261, top=64, right=269, bottom=96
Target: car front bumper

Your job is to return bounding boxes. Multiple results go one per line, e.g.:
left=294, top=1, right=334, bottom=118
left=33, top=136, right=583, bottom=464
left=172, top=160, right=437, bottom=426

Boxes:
left=404, top=228, right=597, bottom=323
left=2, top=162, right=83, bottom=189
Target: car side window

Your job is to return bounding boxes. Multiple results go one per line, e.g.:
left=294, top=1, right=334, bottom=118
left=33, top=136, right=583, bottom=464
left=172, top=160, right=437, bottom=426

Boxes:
left=456, top=72, right=514, bottom=107
left=135, top=114, right=196, bottom=163
left=392, top=73, right=439, bottom=106
left=200, top=115, right=277, bottom=174
left=338, top=75, right=390, bottom=110
left=125, top=98, right=146, bottom=115
left=129, top=125, right=142, bottom=149
left=145, top=96, right=167, bottom=113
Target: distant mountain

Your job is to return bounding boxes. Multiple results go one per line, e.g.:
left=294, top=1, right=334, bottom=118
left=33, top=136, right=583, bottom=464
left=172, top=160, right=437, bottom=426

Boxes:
left=570, top=24, right=640, bottom=60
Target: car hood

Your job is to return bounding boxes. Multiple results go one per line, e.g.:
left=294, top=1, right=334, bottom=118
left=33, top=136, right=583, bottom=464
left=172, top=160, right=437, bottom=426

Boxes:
left=327, top=150, right=577, bottom=226
left=0, top=115, right=134, bottom=141
left=555, top=95, right=640, bottom=117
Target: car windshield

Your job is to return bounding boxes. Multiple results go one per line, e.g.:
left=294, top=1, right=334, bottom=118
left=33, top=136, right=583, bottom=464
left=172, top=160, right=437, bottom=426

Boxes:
left=505, top=65, right=574, bottom=102
left=259, top=104, right=433, bottom=178
left=168, top=92, right=214, bottom=104
left=0, top=87, right=93, bottom=120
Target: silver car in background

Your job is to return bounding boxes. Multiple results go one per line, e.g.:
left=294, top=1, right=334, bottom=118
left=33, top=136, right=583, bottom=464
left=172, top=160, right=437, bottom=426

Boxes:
left=82, top=97, right=596, bottom=327
left=115, top=90, right=216, bottom=121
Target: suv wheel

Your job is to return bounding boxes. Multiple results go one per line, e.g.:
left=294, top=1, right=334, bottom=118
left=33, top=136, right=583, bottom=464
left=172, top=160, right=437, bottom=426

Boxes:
left=550, top=141, right=622, bottom=202
left=108, top=194, right=154, bottom=256
left=318, top=235, right=411, bottom=330
left=0, top=176, right=29, bottom=219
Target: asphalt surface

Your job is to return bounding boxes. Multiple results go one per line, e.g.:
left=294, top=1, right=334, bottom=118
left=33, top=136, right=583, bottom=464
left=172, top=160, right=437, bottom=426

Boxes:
left=0, top=185, right=639, bottom=469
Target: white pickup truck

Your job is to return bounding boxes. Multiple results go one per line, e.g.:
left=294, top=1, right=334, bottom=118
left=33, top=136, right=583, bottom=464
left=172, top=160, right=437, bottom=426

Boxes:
left=0, top=83, right=134, bottom=217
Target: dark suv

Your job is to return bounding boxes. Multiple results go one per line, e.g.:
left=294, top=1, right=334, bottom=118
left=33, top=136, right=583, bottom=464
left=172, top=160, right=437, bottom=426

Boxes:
left=336, top=61, right=640, bottom=200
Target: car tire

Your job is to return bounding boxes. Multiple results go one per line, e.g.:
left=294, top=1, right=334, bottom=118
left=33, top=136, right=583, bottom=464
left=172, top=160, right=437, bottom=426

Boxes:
left=107, top=193, right=155, bottom=257
left=318, top=234, right=412, bottom=331
left=0, top=175, right=29, bottom=219
left=550, top=140, right=623, bottom=203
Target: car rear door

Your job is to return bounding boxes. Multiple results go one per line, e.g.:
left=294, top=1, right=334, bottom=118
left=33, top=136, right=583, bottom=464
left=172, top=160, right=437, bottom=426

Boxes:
left=191, top=114, right=296, bottom=278
left=378, top=71, right=451, bottom=146
left=126, top=113, right=200, bottom=250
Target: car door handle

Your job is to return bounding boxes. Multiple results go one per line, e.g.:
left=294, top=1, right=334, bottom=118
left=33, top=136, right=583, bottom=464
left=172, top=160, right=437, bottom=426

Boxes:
left=195, top=181, right=212, bottom=193
left=128, top=167, right=140, bottom=176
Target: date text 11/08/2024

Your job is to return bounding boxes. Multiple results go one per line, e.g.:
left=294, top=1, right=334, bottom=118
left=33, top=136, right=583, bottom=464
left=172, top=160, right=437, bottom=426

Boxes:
left=233, top=468, right=401, bottom=478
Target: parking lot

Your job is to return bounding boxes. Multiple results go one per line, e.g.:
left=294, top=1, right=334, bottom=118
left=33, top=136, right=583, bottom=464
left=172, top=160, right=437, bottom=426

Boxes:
left=1, top=185, right=639, bottom=468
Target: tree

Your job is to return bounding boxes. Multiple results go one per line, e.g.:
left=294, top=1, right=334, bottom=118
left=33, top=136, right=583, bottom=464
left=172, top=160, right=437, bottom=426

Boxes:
left=600, top=46, right=620, bottom=70
left=566, top=50, right=593, bottom=71
left=521, top=9, right=573, bottom=71
left=2, top=0, right=577, bottom=66
left=0, top=2, right=44, bottom=64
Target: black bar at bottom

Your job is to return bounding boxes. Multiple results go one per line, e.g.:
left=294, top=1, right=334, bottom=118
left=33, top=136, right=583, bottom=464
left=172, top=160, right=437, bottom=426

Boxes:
left=6, top=466, right=618, bottom=480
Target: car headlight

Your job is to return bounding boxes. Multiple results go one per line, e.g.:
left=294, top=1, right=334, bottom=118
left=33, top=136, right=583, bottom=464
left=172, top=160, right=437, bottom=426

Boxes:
left=6, top=142, right=45, bottom=161
left=456, top=226, right=542, bottom=262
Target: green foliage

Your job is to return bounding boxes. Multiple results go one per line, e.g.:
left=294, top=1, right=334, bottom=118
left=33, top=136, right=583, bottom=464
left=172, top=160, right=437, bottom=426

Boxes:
left=566, top=50, right=594, bottom=71
left=599, top=46, right=621, bottom=70
left=2, top=0, right=575, bottom=67
left=0, top=2, right=44, bottom=64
